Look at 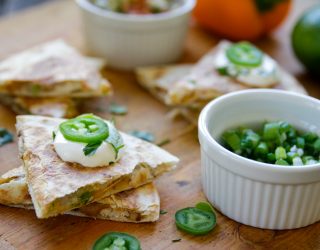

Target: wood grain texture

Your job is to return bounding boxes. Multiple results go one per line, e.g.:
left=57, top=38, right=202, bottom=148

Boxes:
left=0, top=0, right=319, bottom=249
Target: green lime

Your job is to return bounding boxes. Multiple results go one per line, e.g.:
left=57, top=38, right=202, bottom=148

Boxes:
left=291, top=6, right=320, bottom=74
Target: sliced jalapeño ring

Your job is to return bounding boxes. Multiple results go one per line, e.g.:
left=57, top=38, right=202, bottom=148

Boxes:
left=226, top=42, right=263, bottom=67
left=93, top=232, right=141, bottom=250
left=59, top=114, right=109, bottom=143
left=175, top=207, right=216, bottom=235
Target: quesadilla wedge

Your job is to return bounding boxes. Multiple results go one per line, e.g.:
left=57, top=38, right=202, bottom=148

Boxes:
left=0, top=94, right=78, bottom=118
left=0, top=167, right=160, bottom=223
left=136, top=64, right=193, bottom=105
left=0, top=40, right=111, bottom=97
left=16, top=115, right=178, bottom=218
left=167, top=41, right=307, bottom=107
left=136, top=41, right=307, bottom=108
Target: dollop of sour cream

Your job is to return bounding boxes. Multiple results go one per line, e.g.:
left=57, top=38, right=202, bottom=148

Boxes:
left=214, top=46, right=280, bottom=87
left=53, top=130, right=124, bottom=168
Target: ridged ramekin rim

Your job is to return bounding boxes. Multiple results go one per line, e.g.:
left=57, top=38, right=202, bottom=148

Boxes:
left=198, top=89, right=320, bottom=173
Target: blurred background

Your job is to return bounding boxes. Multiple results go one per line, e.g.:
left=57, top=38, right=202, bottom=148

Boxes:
left=0, top=0, right=52, bottom=15
left=0, top=0, right=319, bottom=78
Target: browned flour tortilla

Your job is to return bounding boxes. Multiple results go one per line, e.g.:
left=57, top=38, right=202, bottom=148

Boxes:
left=0, top=167, right=160, bottom=223
left=0, top=94, right=78, bottom=118
left=0, top=40, right=112, bottom=97
left=16, top=115, right=178, bottom=219
left=136, top=41, right=307, bottom=108
left=136, top=64, right=193, bottom=105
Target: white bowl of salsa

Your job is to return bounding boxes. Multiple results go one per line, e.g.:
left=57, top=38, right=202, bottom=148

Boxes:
left=198, top=89, right=320, bottom=229
left=76, top=0, right=195, bottom=70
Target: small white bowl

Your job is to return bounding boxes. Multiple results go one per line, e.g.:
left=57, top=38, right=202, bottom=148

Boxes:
left=198, top=89, right=320, bottom=230
left=76, top=0, right=195, bottom=70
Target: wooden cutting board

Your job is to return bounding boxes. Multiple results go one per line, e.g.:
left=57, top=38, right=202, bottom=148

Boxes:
left=0, top=0, right=320, bottom=249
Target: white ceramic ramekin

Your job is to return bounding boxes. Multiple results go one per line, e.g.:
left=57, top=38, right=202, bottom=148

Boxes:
left=76, top=0, right=195, bottom=70
left=198, top=89, right=320, bottom=230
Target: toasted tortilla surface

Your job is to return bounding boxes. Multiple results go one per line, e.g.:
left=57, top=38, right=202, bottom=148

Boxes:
left=0, top=167, right=160, bottom=222
left=136, top=41, right=307, bottom=108
left=0, top=40, right=111, bottom=97
left=16, top=115, right=178, bottom=218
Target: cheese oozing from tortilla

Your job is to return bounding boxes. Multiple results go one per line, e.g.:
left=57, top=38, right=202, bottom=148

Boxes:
left=214, top=47, right=280, bottom=86
left=53, top=130, right=123, bottom=167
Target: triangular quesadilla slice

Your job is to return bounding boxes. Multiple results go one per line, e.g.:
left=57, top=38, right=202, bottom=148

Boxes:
left=166, top=40, right=307, bottom=107
left=16, top=115, right=178, bottom=218
left=136, top=64, right=193, bottom=105
left=0, top=167, right=160, bottom=223
left=0, top=94, right=78, bottom=118
left=0, top=40, right=111, bottom=97
left=136, top=41, right=307, bottom=108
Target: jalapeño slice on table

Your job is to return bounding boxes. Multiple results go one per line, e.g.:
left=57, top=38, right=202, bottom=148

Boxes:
left=226, top=42, right=263, bottom=67
left=175, top=207, right=216, bottom=235
left=195, top=201, right=216, bottom=214
left=93, top=232, right=141, bottom=250
left=59, top=114, right=109, bottom=143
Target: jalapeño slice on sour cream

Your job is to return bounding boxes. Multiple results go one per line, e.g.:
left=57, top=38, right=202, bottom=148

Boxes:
left=53, top=114, right=124, bottom=168
left=215, top=41, right=280, bottom=86
left=59, top=114, right=109, bottom=143
left=226, top=42, right=263, bottom=67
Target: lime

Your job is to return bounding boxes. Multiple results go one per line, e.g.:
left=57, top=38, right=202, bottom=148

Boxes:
left=291, top=6, right=320, bottom=74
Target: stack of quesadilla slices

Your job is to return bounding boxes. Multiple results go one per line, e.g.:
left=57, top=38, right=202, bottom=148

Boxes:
left=0, top=115, right=179, bottom=223
left=136, top=40, right=307, bottom=125
left=0, top=40, right=112, bottom=118
left=0, top=167, right=160, bottom=222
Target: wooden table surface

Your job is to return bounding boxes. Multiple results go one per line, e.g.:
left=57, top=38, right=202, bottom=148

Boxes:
left=0, top=0, right=320, bottom=249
